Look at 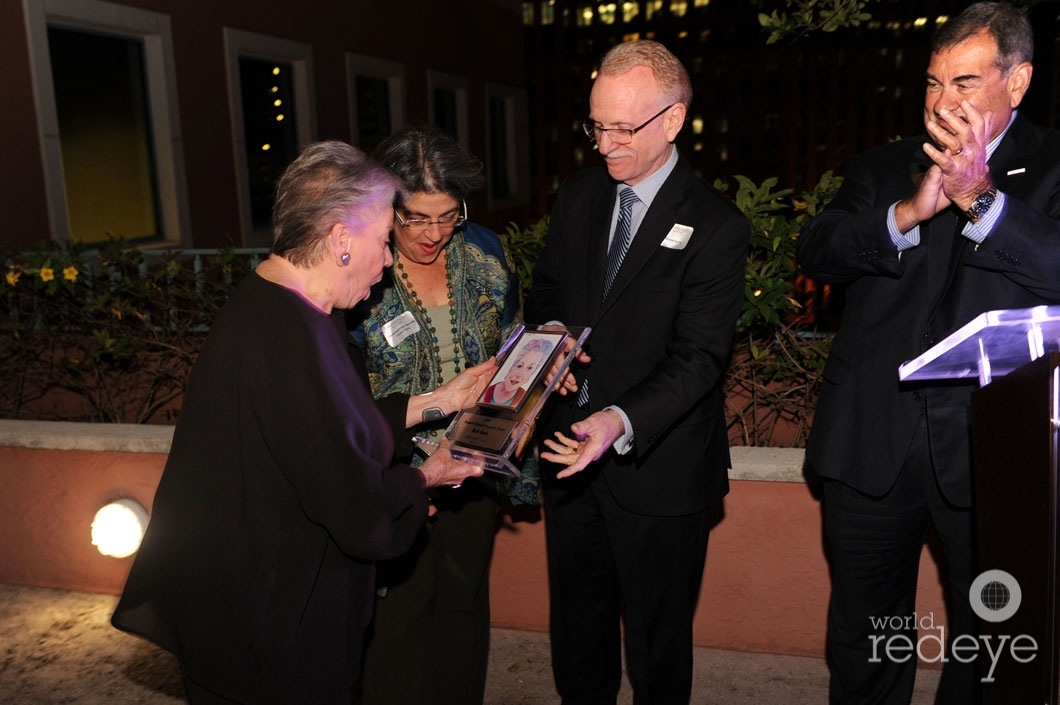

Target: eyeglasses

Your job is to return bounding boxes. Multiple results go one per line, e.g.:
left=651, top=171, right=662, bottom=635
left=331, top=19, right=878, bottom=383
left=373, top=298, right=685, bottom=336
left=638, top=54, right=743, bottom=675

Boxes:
left=582, top=104, right=674, bottom=145
left=394, top=200, right=467, bottom=231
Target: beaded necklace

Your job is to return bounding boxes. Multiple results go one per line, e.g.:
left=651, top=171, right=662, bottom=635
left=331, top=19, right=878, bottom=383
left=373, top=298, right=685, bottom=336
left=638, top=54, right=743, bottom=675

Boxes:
left=393, top=246, right=464, bottom=377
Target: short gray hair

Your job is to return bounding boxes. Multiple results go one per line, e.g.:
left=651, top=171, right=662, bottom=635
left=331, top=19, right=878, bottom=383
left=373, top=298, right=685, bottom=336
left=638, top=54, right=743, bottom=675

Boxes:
left=932, top=2, right=1033, bottom=75
left=270, top=141, right=401, bottom=268
left=598, top=40, right=692, bottom=107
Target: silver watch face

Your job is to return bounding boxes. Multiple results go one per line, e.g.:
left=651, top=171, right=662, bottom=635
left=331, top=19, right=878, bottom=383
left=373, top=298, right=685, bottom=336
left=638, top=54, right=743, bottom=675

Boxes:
left=422, top=406, right=445, bottom=422
left=968, top=190, right=997, bottom=220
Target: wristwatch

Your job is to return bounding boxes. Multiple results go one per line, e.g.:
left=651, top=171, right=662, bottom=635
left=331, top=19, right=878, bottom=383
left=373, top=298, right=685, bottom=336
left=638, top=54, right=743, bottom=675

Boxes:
left=422, top=406, right=446, bottom=423
left=965, top=187, right=999, bottom=223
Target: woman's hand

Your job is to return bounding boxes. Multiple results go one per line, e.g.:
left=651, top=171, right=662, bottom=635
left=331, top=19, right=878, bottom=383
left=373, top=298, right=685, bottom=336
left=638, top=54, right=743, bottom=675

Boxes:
left=436, top=358, right=498, bottom=412
left=418, top=439, right=484, bottom=488
left=406, top=358, right=498, bottom=428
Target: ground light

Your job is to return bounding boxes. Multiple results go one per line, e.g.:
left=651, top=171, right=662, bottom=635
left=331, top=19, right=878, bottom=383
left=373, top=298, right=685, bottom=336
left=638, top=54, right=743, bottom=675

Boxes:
left=91, top=499, right=149, bottom=558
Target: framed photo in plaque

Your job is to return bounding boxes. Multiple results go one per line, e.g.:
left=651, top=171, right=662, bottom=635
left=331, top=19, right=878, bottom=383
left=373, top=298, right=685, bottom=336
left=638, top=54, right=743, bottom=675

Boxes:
left=477, top=328, right=566, bottom=413
left=415, top=325, right=592, bottom=477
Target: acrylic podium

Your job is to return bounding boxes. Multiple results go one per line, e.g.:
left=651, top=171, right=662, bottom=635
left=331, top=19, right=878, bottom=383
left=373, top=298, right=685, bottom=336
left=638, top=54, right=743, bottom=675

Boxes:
left=899, top=305, right=1060, bottom=704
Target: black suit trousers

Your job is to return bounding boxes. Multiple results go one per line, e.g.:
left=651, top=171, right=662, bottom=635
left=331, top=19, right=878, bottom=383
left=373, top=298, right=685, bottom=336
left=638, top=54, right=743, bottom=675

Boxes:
left=822, top=415, right=978, bottom=705
left=543, top=468, right=710, bottom=705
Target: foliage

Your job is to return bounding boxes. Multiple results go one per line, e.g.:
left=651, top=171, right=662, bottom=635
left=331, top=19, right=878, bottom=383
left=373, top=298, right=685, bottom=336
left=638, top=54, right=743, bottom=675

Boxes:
left=715, top=171, right=843, bottom=446
left=6, top=175, right=843, bottom=447
left=759, top=0, right=873, bottom=44
left=502, top=216, right=549, bottom=297
left=1, top=238, right=258, bottom=423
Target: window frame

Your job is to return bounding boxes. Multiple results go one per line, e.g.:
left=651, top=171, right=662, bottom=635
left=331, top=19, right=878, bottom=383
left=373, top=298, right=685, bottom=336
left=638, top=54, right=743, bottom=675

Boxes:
left=22, top=0, right=191, bottom=246
left=484, top=82, right=530, bottom=211
left=223, top=27, right=316, bottom=246
left=346, top=53, right=406, bottom=152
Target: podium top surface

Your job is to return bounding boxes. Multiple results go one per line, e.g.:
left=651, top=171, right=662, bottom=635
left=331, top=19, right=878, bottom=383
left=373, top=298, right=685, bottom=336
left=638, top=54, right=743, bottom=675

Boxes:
left=898, top=306, right=1060, bottom=384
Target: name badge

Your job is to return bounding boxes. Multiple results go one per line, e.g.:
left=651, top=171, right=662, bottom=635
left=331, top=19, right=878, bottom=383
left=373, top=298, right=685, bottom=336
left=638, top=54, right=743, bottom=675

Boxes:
left=661, top=223, right=693, bottom=250
left=382, top=310, right=420, bottom=347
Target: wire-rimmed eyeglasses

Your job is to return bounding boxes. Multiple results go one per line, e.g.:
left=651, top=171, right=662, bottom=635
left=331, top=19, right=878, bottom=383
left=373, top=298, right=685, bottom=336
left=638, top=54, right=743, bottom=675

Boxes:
left=394, top=199, right=467, bottom=231
left=582, top=104, right=674, bottom=145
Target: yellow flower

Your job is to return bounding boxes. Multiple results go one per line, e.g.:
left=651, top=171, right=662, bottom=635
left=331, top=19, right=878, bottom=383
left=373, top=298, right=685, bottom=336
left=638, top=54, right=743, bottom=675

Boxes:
left=5, top=270, right=19, bottom=286
left=40, top=267, right=55, bottom=282
left=63, top=266, right=79, bottom=282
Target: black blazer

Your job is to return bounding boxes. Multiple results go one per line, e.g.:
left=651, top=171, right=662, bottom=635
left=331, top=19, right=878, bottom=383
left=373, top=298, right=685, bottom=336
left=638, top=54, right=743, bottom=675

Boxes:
left=527, top=156, right=749, bottom=515
left=798, top=113, right=1060, bottom=505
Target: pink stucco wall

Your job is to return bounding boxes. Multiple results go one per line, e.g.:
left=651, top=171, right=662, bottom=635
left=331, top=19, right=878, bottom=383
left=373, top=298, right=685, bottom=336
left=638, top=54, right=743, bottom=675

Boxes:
left=0, top=444, right=948, bottom=658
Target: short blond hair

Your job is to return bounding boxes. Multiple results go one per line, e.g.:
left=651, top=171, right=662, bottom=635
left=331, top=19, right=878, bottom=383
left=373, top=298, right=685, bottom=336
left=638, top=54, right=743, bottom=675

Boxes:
left=598, top=40, right=692, bottom=107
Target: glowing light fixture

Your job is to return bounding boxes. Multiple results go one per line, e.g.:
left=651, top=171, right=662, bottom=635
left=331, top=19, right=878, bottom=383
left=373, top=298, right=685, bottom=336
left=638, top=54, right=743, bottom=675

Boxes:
left=91, top=499, right=149, bottom=558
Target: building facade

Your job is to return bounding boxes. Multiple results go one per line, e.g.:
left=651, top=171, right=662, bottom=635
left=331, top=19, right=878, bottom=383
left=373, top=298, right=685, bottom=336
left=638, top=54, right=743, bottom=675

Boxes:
left=523, top=0, right=1060, bottom=216
left=2, top=0, right=529, bottom=252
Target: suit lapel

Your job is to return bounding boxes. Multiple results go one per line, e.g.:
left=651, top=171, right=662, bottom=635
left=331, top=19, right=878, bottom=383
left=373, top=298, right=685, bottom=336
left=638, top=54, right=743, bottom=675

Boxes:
left=596, top=160, right=689, bottom=320
left=986, top=113, right=1034, bottom=194
left=586, top=184, right=617, bottom=322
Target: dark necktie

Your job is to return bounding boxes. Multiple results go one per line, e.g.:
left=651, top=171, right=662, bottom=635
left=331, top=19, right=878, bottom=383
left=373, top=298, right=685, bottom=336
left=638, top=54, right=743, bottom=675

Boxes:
left=602, top=186, right=639, bottom=300
left=577, top=186, right=639, bottom=408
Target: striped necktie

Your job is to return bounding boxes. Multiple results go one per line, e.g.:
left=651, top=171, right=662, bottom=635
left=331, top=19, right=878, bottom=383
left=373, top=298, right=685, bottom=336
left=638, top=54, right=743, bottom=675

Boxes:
left=602, top=186, right=639, bottom=300
left=577, top=186, right=639, bottom=408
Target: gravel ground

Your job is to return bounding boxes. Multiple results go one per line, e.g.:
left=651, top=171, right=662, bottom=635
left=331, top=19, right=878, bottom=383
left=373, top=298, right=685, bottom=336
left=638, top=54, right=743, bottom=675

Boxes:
left=0, top=584, right=939, bottom=704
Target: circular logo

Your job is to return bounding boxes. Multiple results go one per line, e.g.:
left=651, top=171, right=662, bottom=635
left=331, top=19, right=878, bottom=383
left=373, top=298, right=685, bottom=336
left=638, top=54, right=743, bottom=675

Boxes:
left=969, top=569, right=1022, bottom=623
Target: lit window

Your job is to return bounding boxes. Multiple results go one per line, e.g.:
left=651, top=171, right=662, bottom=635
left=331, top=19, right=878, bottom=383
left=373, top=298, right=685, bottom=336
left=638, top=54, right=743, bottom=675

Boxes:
left=577, top=5, right=593, bottom=25
left=46, top=27, right=161, bottom=244
left=542, top=0, right=555, bottom=25
left=694, top=0, right=709, bottom=6
left=645, top=0, right=663, bottom=20
left=692, top=116, right=704, bottom=134
left=598, top=3, right=616, bottom=24
left=24, top=0, right=190, bottom=247
left=523, top=2, right=534, bottom=25
left=670, top=0, right=688, bottom=17
left=622, top=1, right=638, bottom=22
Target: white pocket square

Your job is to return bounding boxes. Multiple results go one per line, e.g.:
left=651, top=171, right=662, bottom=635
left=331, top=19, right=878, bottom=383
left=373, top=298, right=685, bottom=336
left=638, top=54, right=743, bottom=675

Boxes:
left=661, top=224, right=693, bottom=250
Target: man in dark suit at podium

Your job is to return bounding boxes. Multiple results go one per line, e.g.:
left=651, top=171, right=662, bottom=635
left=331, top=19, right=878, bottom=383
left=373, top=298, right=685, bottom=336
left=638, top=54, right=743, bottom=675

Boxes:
left=798, top=3, right=1060, bottom=703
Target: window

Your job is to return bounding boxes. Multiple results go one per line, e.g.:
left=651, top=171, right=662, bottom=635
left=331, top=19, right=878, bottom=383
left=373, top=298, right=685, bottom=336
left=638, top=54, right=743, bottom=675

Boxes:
left=23, top=0, right=190, bottom=246
left=484, top=83, right=529, bottom=210
left=346, top=54, right=405, bottom=155
left=541, top=1, right=556, bottom=25
left=224, top=28, right=316, bottom=246
left=427, top=71, right=469, bottom=148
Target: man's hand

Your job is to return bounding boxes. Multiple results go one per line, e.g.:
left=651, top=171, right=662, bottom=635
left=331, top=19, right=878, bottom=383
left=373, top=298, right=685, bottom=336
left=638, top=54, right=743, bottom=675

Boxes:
left=924, top=101, right=995, bottom=211
left=538, top=324, right=591, bottom=397
left=895, top=164, right=950, bottom=231
left=540, top=410, right=625, bottom=479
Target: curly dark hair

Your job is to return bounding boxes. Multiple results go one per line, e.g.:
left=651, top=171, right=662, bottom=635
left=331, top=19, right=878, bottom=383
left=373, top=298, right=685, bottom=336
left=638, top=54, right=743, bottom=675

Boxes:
left=371, top=124, right=485, bottom=206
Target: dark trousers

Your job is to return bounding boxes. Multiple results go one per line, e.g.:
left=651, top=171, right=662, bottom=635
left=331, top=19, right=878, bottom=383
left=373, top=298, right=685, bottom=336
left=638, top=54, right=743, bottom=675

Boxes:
left=544, top=470, right=710, bottom=705
left=358, top=479, right=498, bottom=705
left=823, top=417, right=978, bottom=705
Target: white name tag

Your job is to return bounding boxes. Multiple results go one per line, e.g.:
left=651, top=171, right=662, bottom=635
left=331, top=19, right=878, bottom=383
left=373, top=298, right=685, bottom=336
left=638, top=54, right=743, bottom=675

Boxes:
left=381, top=310, right=420, bottom=347
left=661, top=223, right=693, bottom=250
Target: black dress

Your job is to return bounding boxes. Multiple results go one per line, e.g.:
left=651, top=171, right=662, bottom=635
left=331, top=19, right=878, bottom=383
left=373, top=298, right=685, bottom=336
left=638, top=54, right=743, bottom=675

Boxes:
left=112, top=272, right=428, bottom=705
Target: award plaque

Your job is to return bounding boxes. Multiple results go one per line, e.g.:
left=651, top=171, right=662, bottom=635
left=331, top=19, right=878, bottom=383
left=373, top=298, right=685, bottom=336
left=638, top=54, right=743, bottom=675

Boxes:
left=415, top=324, right=591, bottom=477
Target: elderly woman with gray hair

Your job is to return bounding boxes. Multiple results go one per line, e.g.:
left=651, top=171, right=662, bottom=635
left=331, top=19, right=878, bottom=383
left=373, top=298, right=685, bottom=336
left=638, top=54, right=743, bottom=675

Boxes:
left=111, top=141, right=483, bottom=705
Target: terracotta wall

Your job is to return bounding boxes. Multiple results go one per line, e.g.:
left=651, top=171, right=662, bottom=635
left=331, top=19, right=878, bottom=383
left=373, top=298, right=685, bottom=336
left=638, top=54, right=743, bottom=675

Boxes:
left=0, top=439, right=949, bottom=658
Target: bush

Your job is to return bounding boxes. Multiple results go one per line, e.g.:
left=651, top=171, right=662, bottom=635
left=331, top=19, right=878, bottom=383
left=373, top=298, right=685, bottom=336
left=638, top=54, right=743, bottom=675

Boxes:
left=716, top=172, right=841, bottom=446
left=1, top=238, right=261, bottom=423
